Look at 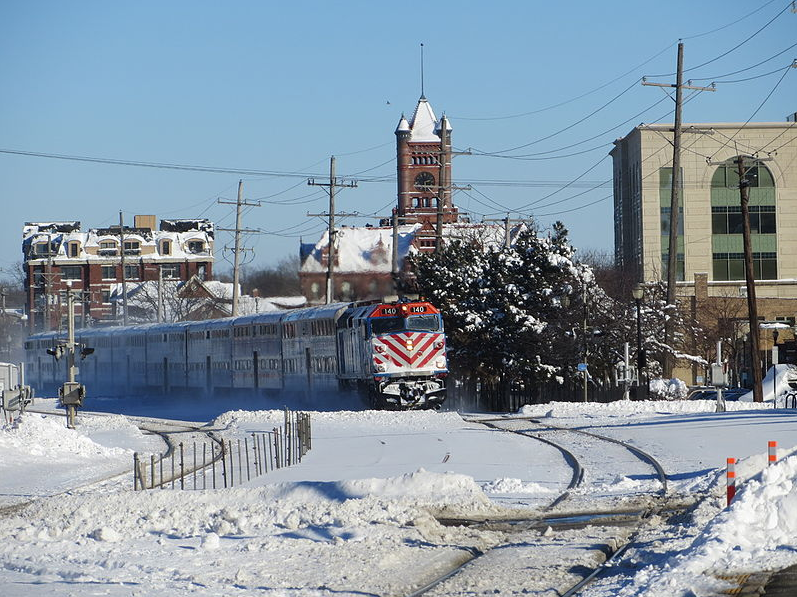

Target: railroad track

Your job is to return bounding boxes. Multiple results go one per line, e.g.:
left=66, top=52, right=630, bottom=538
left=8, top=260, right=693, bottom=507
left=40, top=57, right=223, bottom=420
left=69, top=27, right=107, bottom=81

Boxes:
left=404, top=414, right=677, bottom=597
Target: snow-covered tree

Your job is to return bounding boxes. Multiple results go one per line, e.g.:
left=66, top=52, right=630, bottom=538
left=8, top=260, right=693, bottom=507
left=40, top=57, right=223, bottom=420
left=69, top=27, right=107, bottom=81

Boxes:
left=408, top=222, right=592, bottom=392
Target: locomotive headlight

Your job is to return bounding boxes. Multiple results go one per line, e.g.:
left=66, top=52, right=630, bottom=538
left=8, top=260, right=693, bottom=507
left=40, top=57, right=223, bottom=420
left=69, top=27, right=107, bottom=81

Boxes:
left=375, top=364, right=386, bottom=373
left=435, top=358, right=446, bottom=369
left=434, top=340, right=444, bottom=349
left=374, top=345, right=385, bottom=353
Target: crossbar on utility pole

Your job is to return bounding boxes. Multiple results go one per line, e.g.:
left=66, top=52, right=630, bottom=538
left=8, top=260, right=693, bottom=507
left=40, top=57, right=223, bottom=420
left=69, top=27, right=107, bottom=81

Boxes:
left=483, top=215, right=527, bottom=249
left=218, top=180, right=262, bottom=316
left=307, top=156, right=358, bottom=304
left=642, top=41, right=715, bottom=376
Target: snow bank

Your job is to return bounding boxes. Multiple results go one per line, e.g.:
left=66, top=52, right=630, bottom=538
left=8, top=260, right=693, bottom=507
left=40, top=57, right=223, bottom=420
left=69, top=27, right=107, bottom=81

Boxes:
left=516, top=398, right=772, bottom=420
left=694, top=455, right=797, bottom=568
left=611, top=455, right=797, bottom=596
left=214, top=408, right=463, bottom=431
left=2, top=469, right=492, bottom=545
left=0, top=413, right=132, bottom=459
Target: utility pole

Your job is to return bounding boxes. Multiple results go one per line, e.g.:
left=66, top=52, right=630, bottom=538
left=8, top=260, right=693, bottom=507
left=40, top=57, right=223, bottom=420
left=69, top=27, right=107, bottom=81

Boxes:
left=119, top=211, right=128, bottom=326
left=308, top=156, right=358, bottom=304
left=436, top=115, right=450, bottom=253
left=737, top=155, right=764, bottom=402
left=643, top=42, right=715, bottom=375
left=218, top=180, right=262, bottom=316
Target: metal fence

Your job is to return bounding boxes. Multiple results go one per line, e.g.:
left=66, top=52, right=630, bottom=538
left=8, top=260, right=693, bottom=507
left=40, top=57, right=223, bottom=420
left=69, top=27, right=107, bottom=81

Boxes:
left=133, top=410, right=312, bottom=490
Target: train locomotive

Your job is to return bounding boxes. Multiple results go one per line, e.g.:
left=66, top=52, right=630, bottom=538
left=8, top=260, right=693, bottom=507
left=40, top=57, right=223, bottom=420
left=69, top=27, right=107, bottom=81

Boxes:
left=24, top=298, right=448, bottom=410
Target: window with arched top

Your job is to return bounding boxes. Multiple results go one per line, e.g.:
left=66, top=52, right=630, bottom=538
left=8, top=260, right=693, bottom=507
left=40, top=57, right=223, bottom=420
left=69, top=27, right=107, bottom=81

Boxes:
left=710, top=158, right=776, bottom=280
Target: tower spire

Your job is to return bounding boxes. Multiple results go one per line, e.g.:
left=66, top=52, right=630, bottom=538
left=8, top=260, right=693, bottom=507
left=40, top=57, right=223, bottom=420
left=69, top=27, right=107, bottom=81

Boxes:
left=420, top=43, right=425, bottom=99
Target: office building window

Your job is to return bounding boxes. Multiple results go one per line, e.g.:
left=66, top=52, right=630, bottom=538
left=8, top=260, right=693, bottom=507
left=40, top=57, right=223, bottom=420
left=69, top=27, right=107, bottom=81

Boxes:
left=712, top=252, right=777, bottom=281
left=710, top=158, right=776, bottom=282
left=711, top=205, right=776, bottom=235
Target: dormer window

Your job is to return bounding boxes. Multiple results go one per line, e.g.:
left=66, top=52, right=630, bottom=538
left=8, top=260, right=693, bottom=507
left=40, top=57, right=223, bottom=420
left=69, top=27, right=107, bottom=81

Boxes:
left=33, top=242, right=52, bottom=256
left=123, top=240, right=141, bottom=255
left=187, top=240, right=204, bottom=254
left=67, top=241, right=80, bottom=258
left=161, top=240, right=171, bottom=255
left=99, top=240, right=118, bottom=256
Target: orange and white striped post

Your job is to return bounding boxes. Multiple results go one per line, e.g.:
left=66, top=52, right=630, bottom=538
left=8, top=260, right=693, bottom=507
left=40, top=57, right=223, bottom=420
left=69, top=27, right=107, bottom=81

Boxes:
left=768, top=441, right=778, bottom=466
left=726, top=457, right=737, bottom=506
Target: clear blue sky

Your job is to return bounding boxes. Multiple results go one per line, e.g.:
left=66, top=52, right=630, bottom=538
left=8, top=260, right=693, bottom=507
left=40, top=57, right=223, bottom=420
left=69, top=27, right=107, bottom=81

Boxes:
left=1, top=1, right=794, bottom=277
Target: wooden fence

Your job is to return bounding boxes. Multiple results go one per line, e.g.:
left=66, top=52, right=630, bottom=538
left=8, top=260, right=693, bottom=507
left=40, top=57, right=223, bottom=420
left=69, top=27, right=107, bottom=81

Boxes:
left=133, top=411, right=311, bottom=490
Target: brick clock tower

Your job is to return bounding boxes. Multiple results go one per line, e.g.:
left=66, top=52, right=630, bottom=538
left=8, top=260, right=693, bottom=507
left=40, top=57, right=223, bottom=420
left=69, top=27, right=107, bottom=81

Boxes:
left=395, top=96, right=459, bottom=231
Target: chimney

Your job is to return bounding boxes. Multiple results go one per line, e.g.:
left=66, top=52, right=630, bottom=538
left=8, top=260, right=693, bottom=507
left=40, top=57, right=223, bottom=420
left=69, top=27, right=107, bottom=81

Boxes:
left=134, top=215, right=156, bottom=230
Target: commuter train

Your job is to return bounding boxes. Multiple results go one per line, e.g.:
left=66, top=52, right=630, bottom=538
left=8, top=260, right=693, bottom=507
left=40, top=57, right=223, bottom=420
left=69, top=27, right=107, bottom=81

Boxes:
left=24, top=298, right=448, bottom=410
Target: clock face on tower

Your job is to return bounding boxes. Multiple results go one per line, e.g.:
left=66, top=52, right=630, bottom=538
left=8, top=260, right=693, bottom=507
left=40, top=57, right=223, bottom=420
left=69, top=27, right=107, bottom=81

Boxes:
left=414, top=172, right=435, bottom=191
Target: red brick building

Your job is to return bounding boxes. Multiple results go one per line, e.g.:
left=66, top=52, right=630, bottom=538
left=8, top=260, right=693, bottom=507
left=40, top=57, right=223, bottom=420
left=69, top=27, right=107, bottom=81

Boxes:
left=23, top=215, right=214, bottom=332
left=299, top=95, right=520, bottom=305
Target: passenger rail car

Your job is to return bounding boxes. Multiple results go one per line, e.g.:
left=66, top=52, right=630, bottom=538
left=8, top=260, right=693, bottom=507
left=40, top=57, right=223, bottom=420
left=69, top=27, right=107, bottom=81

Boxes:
left=24, top=299, right=448, bottom=410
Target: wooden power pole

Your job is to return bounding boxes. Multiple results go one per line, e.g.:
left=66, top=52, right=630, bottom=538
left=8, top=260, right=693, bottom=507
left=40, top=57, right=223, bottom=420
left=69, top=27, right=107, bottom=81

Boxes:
left=643, top=41, right=715, bottom=375
left=218, top=180, right=262, bottom=317
left=308, top=156, right=358, bottom=304
left=737, top=155, right=764, bottom=402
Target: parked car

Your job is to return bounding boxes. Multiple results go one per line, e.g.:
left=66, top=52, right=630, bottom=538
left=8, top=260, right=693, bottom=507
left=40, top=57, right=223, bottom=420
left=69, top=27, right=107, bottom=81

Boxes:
left=686, top=387, right=748, bottom=401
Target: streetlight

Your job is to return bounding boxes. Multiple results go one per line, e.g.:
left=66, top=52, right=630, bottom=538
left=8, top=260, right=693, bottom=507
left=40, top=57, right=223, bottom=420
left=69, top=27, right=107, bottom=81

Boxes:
left=631, top=284, right=646, bottom=399
left=773, top=328, right=780, bottom=401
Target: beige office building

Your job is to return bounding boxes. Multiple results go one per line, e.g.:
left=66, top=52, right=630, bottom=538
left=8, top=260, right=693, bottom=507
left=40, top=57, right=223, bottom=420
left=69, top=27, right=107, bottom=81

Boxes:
left=611, top=119, right=797, bottom=380
left=612, top=120, right=797, bottom=299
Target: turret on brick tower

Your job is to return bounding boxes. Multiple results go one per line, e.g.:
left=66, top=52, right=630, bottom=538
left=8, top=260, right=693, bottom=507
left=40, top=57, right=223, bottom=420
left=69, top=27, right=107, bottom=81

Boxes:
left=395, top=96, right=459, bottom=226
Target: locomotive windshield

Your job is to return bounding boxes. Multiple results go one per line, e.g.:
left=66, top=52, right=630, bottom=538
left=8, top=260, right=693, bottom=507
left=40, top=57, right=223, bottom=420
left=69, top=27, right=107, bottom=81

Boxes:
left=370, top=314, right=440, bottom=335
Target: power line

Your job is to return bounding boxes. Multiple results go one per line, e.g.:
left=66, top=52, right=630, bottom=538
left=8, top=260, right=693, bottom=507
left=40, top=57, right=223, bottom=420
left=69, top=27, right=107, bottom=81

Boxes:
left=646, top=1, right=794, bottom=78
left=0, top=148, right=329, bottom=179
left=690, top=41, right=797, bottom=81
left=475, top=79, right=640, bottom=156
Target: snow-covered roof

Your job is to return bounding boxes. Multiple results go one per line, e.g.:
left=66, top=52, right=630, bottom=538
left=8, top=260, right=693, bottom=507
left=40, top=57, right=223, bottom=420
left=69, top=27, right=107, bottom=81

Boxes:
left=301, top=224, right=421, bottom=274
left=395, top=114, right=410, bottom=134
left=408, top=97, right=441, bottom=142
left=22, top=218, right=215, bottom=263
left=301, top=222, right=526, bottom=274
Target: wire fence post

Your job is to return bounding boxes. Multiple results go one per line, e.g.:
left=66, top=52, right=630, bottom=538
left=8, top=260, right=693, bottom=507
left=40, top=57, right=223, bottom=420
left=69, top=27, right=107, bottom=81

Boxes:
left=179, top=442, right=185, bottom=490
left=133, top=452, right=140, bottom=491
left=245, top=436, right=251, bottom=482
left=221, top=440, right=227, bottom=488
left=228, top=440, right=234, bottom=487
left=150, top=454, right=155, bottom=489
left=237, top=439, right=242, bottom=484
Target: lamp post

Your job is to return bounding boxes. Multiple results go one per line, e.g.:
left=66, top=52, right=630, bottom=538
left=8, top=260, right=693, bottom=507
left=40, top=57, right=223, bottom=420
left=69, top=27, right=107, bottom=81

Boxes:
left=773, top=328, right=779, bottom=401
left=631, top=284, right=646, bottom=399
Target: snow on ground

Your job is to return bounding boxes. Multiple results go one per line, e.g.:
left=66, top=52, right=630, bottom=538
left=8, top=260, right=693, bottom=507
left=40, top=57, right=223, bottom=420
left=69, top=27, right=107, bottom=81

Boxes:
left=1, top=395, right=797, bottom=596
left=0, top=409, right=161, bottom=508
